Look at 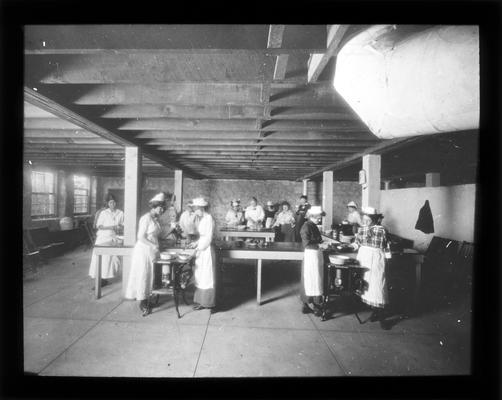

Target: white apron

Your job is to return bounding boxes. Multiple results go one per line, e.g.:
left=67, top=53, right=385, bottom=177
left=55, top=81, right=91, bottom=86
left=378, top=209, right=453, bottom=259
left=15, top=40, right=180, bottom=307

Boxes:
left=357, top=245, right=388, bottom=307
left=194, top=213, right=215, bottom=290
left=125, top=214, right=161, bottom=301
left=303, top=249, right=324, bottom=296
left=88, top=208, right=124, bottom=279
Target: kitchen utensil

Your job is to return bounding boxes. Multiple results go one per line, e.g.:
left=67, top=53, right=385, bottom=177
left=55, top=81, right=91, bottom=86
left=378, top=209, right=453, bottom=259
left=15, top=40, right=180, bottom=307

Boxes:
left=329, top=254, right=351, bottom=265
left=160, top=252, right=176, bottom=260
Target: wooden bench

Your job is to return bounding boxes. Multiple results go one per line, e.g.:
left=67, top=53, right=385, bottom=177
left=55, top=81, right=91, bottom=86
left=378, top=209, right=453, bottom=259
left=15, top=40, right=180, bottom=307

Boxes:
left=23, top=227, right=65, bottom=261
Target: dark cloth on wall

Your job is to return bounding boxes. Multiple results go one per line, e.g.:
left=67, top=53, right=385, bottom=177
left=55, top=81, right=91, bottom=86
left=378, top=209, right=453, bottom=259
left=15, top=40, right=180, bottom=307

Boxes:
left=415, top=200, right=435, bottom=234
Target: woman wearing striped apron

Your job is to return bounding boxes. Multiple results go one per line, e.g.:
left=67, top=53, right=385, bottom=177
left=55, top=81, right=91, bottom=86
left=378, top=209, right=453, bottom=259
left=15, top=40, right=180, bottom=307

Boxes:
left=350, top=207, right=392, bottom=329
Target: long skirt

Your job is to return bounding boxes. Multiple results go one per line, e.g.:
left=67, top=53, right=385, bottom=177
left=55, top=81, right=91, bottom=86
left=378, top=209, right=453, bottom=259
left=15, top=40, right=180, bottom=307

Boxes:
left=278, top=223, right=295, bottom=242
left=89, top=238, right=122, bottom=279
left=125, top=242, right=158, bottom=301
left=300, top=249, right=324, bottom=304
left=357, top=245, right=388, bottom=308
left=193, top=246, right=217, bottom=308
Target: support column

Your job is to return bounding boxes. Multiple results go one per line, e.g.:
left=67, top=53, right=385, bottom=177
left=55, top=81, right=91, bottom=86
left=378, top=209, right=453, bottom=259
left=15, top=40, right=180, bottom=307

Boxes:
left=361, top=154, right=381, bottom=210
left=174, top=169, right=183, bottom=214
left=425, top=172, right=440, bottom=187
left=123, top=147, right=142, bottom=297
left=382, top=180, right=391, bottom=191
left=64, top=172, right=74, bottom=218
left=322, top=171, right=333, bottom=232
left=302, top=179, right=308, bottom=196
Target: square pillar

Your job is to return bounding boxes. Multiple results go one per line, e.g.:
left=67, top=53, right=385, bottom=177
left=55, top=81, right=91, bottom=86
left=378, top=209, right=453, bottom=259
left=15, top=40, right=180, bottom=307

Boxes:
left=425, top=172, right=440, bottom=187
left=302, top=179, right=308, bottom=196
left=322, top=171, right=333, bottom=232
left=124, top=147, right=142, bottom=245
left=23, top=166, right=33, bottom=228
left=123, top=147, right=142, bottom=298
left=64, top=172, right=74, bottom=218
left=362, top=154, right=381, bottom=210
left=174, top=169, right=183, bottom=214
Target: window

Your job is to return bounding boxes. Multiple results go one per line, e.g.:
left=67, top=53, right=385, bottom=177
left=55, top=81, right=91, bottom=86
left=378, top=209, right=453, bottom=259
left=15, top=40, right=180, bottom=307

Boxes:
left=73, top=175, right=90, bottom=214
left=31, top=171, right=56, bottom=218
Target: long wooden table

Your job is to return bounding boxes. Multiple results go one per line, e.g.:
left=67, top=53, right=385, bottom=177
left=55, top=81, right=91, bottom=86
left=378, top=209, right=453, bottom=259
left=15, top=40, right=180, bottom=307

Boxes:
left=93, top=240, right=424, bottom=310
left=219, top=227, right=276, bottom=242
left=93, top=244, right=133, bottom=299
left=216, top=241, right=304, bottom=305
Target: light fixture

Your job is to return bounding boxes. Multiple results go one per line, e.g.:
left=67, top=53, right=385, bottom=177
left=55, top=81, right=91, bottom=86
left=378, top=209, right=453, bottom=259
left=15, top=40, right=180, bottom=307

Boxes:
left=33, top=87, right=38, bottom=91
left=28, top=160, right=32, bottom=165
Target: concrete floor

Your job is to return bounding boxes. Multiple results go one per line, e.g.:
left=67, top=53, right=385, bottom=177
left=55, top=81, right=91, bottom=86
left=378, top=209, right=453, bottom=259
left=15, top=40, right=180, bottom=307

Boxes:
left=23, top=246, right=471, bottom=377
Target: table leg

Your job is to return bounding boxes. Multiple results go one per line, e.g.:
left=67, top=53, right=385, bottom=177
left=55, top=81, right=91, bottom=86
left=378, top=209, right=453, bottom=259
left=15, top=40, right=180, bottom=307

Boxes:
left=95, top=255, right=102, bottom=299
left=256, top=259, right=262, bottom=305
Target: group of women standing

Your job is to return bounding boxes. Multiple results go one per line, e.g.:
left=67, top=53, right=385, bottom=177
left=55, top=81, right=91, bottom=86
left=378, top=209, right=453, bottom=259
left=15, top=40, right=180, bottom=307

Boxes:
left=89, top=191, right=392, bottom=328
left=89, top=192, right=217, bottom=317
left=224, top=195, right=312, bottom=243
left=124, top=194, right=217, bottom=316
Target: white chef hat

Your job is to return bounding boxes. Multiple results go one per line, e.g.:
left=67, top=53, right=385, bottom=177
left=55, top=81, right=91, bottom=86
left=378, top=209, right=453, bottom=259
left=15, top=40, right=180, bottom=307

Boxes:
left=347, top=201, right=358, bottom=208
left=231, top=199, right=240, bottom=207
left=361, top=206, right=381, bottom=216
left=266, top=200, right=274, bottom=206
left=150, top=192, right=166, bottom=203
left=192, top=197, right=208, bottom=207
left=307, top=205, right=325, bottom=217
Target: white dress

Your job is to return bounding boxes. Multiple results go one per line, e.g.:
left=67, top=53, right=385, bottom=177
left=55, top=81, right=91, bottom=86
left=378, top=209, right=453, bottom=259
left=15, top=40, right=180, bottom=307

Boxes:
left=125, top=213, right=161, bottom=301
left=357, top=246, right=388, bottom=307
left=225, top=209, right=244, bottom=227
left=194, top=213, right=215, bottom=290
left=88, top=208, right=124, bottom=279
left=179, top=210, right=199, bottom=236
left=245, top=206, right=265, bottom=228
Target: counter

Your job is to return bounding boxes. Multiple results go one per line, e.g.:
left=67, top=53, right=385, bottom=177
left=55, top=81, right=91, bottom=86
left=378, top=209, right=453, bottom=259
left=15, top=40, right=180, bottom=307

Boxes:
left=219, top=227, right=276, bottom=242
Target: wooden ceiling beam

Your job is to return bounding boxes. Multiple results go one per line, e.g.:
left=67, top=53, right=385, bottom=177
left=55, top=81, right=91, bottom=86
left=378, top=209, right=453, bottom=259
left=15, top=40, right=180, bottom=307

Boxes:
left=24, top=87, right=203, bottom=178
left=116, top=118, right=368, bottom=131
left=155, top=145, right=366, bottom=153
left=33, top=82, right=343, bottom=108
left=308, top=25, right=350, bottom=83
left=298, top=136, right=428, bottom=181
left=24, top=129, right=98, bottom=138
left=99, top=104, right=265, bottom=119
left=144, top=139, right=377, bottom=147
left=130, top=130, right=373, bottom=140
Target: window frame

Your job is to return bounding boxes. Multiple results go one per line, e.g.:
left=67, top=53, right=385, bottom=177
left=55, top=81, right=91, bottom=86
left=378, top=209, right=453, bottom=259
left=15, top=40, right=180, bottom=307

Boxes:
left=30, top=170, right=57, bottom=219
left=73, top=174, right=91, bottom=215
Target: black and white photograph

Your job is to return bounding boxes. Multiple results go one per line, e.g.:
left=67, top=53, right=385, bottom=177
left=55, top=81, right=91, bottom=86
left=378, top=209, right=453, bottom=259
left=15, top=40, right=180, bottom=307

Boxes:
left=0, top=7, right=497, bottom=395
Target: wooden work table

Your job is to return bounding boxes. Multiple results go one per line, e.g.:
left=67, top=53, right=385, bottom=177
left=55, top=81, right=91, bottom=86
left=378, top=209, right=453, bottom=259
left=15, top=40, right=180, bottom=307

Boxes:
left=93, top=239, right=424, bottom=310
left=219, top=227, right=276, bottom=242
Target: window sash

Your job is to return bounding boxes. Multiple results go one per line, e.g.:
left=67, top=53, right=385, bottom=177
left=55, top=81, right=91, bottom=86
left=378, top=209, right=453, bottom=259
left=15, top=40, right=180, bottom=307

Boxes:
left=31, top=171, right=56, bottom=218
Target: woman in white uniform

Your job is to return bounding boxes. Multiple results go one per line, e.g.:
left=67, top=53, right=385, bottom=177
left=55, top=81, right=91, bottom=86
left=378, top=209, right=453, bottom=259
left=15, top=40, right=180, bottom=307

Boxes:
left=189, top=197, right=218, bottom=312
left=125, top=193, right=166, bottom=316
left=225, top=199, right=245, bottom=227
left=244, top=197, right=265, bottom=229
left=345, top=201, right=362, bottom=234
left=88, top=194, right=124, bottom=288
left=299, top=206, right=326, bottom=315
left=350, top=207, right=392, bottom=329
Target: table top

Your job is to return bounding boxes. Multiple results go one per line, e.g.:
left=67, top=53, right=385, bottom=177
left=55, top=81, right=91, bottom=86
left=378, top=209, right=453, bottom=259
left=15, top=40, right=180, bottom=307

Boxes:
left=220, top=227, right=275, bottom=233
left=216, top=241, right=304, bottom=252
